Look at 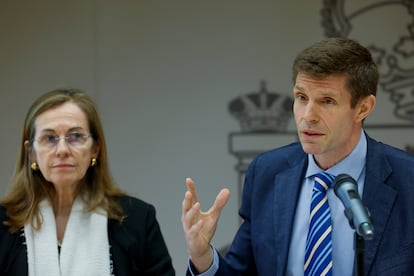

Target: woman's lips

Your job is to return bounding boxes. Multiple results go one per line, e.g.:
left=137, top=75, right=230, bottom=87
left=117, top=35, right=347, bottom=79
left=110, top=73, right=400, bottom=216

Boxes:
left=53, top=163, right=74, bottom=168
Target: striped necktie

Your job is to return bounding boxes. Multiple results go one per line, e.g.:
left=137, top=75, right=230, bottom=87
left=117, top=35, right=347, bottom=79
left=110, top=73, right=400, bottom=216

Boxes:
left=304, top=172, right=335, bottom=276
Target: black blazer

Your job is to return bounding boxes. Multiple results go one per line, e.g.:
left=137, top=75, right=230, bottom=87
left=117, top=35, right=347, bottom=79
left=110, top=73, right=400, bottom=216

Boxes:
left=0, top=195, right=175, bottom=275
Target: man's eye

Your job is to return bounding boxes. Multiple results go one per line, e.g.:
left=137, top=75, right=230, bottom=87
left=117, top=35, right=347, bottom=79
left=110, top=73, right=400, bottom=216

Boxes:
left=295, top=94, right=306, bottom=101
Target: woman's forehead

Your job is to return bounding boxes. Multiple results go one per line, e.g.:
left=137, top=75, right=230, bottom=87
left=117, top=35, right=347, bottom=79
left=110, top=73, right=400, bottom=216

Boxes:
left=34, top=103, right=88, bottom=132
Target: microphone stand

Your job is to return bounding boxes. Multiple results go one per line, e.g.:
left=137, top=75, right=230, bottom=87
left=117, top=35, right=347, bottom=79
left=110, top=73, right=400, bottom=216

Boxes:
left=354, top=233, right=365, bottom=276
left=343, top=208, right=373, bottom=276
left=333, top=174, right=374, bottom=276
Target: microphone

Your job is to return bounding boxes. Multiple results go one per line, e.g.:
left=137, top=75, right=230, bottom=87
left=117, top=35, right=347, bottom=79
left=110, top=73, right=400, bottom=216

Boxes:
left=333, top=174, right=374, bottom=240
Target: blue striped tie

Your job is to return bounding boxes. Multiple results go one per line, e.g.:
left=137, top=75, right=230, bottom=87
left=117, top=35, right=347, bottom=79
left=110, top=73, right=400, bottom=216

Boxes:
left=304, top=172, right=335, bottom=276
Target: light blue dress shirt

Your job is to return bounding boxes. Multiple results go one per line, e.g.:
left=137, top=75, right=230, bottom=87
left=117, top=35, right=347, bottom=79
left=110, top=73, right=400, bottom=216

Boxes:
left=286, top=129, right=366, bottom=275
left=189, top=130, right=367, bottom=276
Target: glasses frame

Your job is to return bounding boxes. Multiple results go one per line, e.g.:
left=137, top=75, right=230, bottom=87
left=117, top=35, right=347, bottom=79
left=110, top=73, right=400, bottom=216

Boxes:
left=33, top=132, right=93, bottom=149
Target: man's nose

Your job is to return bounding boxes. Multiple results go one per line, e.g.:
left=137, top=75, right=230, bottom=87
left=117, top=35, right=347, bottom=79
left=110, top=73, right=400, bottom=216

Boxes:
left=303, top=102, right=319, bottom=122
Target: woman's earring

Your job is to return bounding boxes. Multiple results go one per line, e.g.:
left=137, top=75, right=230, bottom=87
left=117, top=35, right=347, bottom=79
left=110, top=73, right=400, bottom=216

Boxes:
left=90, top=158, right=97, bottom=167
left=31, top=162, right=38, bottom=171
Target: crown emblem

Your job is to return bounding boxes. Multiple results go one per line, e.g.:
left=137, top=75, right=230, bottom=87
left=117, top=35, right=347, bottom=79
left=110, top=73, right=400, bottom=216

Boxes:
left=376, top=54, right=414, bottom=123
left=228, top=81, right=294, bottom=133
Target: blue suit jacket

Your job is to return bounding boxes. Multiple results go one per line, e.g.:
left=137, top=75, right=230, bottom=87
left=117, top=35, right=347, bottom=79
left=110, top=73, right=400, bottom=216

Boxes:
left=215, top=134, right=414, bottom=275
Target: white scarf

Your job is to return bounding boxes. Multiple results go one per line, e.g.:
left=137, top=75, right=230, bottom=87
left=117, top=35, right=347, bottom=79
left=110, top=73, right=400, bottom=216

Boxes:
left=24, top=198, right=111, bottom=276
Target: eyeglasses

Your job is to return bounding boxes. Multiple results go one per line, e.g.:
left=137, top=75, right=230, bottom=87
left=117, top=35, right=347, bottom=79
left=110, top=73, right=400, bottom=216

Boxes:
left=34, top=132, right=93, bottom=149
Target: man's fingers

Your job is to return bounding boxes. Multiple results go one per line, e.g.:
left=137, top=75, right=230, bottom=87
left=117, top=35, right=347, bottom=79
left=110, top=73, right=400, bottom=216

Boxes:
left=186, top=177, right=199, bottom=204
left=210, top=188, right=231, bottom=214
left=217, top=188, right=231, bottom=207
left=184, top=178, right=231, bottom=227
left=182, top=199, right=201, bottom=230
left=182, top=190, right=194, bottom=213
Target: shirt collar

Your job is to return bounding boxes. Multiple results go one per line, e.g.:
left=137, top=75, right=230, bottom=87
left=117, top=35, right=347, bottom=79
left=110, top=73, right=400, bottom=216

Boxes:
left=306, top=129, right=367, bottom=180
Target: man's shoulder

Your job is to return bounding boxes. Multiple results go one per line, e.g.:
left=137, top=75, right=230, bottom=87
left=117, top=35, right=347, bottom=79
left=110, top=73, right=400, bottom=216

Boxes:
left=246, top=141, right=306, bottom=176
left=255, top=141, right=304, bottom=162
left=367, top=135, right=414, bottom=162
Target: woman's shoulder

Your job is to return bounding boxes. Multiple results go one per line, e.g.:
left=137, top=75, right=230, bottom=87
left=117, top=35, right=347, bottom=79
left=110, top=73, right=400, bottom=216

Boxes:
left=115, top=195, right=153, bottom=208
left=0, top=204, right=23, bottom=249
left=0, top=204, right=7, bottom=218
left=0, top=205, right=10, bottom=232
left=108, top=195, right=159, bottom=237
left=113, top=195, right=156, bottom=219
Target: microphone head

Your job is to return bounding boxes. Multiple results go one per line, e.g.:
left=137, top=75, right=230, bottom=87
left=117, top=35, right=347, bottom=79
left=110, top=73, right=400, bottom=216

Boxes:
left=333, top=173, right=375, bottom=240
left=333, top=173, right=357, bottom=196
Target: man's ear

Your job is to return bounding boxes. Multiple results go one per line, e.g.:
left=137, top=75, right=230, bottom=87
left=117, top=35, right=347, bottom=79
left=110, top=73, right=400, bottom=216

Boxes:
left=356, top=95, right=376, bottom=123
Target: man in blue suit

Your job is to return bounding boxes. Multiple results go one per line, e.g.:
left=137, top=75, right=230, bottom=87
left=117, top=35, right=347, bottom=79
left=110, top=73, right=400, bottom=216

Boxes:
left=182, top=37, right=414, bottom=275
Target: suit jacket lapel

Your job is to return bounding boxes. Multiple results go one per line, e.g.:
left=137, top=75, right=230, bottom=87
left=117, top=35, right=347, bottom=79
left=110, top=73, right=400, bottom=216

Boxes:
left=273, top=155, right=307, bottom=275
left=359, top=137, right=396, bottom=275
left=269, top=136, right=397, bottom=275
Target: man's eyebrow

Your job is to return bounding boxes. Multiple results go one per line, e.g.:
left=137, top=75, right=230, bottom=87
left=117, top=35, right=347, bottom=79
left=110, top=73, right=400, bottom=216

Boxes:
left=293, top=84, right=305, bottom=91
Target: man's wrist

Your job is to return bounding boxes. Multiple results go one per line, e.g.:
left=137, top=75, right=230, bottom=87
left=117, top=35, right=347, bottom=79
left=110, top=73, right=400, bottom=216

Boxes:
left=190, top=246, right=214, bottom=273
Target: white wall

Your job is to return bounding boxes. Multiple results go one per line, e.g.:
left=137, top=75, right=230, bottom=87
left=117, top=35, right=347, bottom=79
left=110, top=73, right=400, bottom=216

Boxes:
left=1, top=1, right=413, bottom=274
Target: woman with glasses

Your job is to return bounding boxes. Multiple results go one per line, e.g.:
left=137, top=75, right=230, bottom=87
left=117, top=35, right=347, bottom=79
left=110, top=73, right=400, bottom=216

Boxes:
left=0, top=89, right=175, bottom=275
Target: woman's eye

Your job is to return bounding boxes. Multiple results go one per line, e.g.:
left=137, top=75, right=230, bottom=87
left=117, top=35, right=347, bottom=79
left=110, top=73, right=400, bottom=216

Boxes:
left=45, top=135, right=57, bottom=142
